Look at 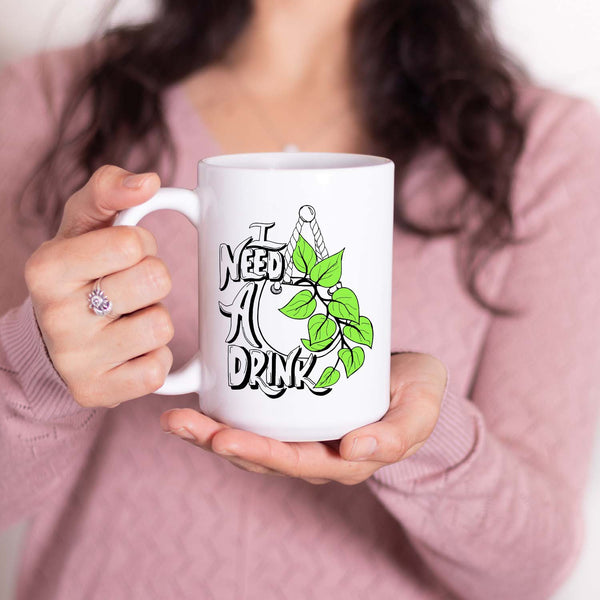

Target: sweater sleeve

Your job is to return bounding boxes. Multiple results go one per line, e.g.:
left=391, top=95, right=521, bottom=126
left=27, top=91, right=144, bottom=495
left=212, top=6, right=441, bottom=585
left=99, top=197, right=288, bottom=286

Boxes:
left=0, top=55, right=106, bottom=530
left=367, top=96, right=600, bottom=600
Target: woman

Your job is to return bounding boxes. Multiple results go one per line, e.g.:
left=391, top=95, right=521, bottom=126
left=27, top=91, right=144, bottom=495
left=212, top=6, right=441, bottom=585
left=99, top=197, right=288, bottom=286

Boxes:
left=1, top=1, right=599, bottom=598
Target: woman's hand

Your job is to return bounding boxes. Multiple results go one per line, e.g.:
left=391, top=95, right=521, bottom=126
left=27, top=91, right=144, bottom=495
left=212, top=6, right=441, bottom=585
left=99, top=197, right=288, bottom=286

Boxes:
left=160, top=352, right=447, bottom=485
left=25, top=165, right=175, bottom=408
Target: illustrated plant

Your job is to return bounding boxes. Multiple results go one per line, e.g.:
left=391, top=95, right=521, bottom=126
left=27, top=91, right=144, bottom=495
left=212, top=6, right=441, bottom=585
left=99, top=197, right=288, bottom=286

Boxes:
left=278, top=235, right=373, bottom=388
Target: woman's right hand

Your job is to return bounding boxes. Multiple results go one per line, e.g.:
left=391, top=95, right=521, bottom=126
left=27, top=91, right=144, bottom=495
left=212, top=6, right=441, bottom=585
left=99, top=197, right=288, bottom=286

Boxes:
left=24, top=165, right=175, bottom=409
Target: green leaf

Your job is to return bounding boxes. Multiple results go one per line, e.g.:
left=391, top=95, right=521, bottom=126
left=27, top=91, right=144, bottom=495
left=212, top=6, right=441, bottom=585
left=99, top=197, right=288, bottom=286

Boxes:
left=314, top=366, right=340, bottom=388
left=308, top=314, right=337, bottom=344
left=343, top=316, right=373, bottom=348
left=338, top=347, right=365, bottom=377
left=328, top=287, right=360, bottom=323
left=301, top=337, right=334, bottom=352
left=309, top=249, right=344, bottom=287
left=293, top=235, right=317, bottom=275
left=279, top=290, right=316, bottom=320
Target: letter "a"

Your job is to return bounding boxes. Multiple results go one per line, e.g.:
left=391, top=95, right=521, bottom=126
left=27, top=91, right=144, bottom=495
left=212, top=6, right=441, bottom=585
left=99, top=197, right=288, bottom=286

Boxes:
left=218, top=282, right=262, bottom=348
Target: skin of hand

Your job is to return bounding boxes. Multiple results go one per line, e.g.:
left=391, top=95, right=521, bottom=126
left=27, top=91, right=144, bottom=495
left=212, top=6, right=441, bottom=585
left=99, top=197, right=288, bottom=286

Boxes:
left=160, top=352, right=448, bottom=485
left=25, top=166, right=175, bottom=408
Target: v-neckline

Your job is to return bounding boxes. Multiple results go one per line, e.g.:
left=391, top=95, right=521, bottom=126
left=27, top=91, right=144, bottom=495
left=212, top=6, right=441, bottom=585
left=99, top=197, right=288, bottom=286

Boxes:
left=167, top=81, right=225, bottom=157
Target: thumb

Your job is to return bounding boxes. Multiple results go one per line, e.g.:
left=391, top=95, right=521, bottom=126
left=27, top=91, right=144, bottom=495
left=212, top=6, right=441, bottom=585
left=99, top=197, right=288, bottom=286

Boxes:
left=338, top=354, right=446, bottom=463
left=338, top=400, right=438, bottom=463
left=57, top=165, right=161, bottom=239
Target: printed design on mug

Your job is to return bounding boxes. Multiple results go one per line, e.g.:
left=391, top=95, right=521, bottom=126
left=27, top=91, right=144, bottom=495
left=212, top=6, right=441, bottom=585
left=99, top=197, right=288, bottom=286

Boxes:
left=218, top=205, right=373, bottom=398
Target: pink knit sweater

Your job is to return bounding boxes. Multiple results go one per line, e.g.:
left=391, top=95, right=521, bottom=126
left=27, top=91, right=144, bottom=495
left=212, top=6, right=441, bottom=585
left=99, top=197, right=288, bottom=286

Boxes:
left=1, top=49, right=600, bottom=600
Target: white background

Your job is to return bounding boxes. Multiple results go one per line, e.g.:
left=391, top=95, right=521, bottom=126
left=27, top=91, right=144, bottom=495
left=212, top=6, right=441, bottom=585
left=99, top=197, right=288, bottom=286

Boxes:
left=0, top=1, right=599, bottom=598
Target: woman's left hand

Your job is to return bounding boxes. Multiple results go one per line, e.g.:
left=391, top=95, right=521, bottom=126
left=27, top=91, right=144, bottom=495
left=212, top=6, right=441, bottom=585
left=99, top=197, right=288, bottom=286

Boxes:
left=160, top=352, right=447, bottom=485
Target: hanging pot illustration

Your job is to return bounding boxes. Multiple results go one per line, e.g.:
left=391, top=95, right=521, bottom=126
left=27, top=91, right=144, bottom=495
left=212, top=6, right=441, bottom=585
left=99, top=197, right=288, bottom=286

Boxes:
left=218, top=205, right=374, bottom=397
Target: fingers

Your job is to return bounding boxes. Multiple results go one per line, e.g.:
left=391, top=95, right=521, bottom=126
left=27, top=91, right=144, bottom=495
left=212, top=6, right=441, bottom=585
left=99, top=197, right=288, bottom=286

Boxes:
left=25, top=226, right=159, bottom=300
left=82, top=346, right=174, bottom=407
left=160, top=408, right=231, bottom=449
left=98, top=303, right=175, bottom=367
left=49, top=301, right=175, bottom=406
left=91, top=255, right=172, bottom=317
left=160, top=410, right=287, bottom=477
left=161, top=407, right=370, bottom=481
left=213, top=429, right=373, bottom=484
left=57, top=166, right=160, bottom=239
left=224, top=457, right=291, bottom=478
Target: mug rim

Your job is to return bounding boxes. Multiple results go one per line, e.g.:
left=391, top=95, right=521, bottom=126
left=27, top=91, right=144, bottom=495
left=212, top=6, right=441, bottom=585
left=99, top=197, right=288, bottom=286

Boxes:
left=200, top=152, right=392, bottom=171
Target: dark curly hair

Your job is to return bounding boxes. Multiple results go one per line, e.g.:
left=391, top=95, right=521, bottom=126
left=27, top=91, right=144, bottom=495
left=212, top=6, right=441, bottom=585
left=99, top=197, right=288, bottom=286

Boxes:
left=25, top=0, right=526, bottom=315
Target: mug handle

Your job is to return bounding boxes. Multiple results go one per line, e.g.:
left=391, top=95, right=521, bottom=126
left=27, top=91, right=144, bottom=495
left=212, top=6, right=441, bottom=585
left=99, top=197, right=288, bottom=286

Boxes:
left=113, top=187, right=202, bottom=396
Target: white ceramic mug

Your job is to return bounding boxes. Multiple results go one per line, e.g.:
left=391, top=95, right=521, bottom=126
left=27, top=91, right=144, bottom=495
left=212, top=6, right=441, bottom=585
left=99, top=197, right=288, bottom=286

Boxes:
left=114, top=152, right=394, bottom=441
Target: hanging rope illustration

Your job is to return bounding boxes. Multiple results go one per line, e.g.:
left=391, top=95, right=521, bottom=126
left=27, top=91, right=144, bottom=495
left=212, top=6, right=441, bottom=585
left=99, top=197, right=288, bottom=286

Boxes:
left=271, top=205, right=340, bottom=294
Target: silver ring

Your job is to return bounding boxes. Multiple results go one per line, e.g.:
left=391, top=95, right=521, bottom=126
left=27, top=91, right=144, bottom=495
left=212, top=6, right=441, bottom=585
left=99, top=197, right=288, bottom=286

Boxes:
left=88, top=276, right=116, bottom=318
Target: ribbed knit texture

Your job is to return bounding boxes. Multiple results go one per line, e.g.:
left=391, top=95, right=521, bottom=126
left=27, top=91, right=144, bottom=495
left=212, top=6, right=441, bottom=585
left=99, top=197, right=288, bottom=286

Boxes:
left=0, top=298, right=77, bottom=421
left=1, top=48, right=600, bottom=600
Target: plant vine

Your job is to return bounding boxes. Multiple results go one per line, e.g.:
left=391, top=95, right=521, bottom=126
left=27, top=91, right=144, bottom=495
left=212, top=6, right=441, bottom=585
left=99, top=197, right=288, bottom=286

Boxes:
left=278, top=235, right=373, bottom=388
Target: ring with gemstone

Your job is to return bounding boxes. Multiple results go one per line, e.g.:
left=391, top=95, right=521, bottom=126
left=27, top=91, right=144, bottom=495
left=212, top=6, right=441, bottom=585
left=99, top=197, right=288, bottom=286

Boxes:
left=88, top=276, right=116, bottom=318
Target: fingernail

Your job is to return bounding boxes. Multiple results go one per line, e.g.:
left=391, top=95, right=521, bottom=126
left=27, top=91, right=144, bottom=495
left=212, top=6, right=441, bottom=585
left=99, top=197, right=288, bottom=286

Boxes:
left=349, top=436, right=378, bottom=461
left=214, top=446, right=236, bottom=457
left=172, top=427, right=196, bottom=441
left=123, top=173, right=148, bottom=189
